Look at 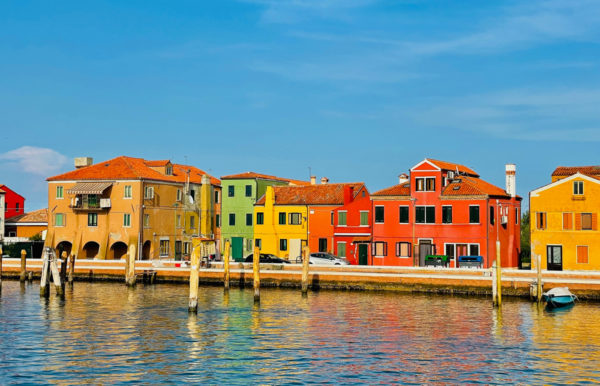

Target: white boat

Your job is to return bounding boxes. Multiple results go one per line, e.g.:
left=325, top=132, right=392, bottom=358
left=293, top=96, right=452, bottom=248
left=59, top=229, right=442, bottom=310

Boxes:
left=542, top=287, right=577, bottom=308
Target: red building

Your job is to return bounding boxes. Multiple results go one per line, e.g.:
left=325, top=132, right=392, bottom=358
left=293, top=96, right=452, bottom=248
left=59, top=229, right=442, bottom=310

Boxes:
left=332, top=184, right=371, bottom=265
left=0, top=184, right=25, bottom=219
left=370, top=159, right=521, bottom=268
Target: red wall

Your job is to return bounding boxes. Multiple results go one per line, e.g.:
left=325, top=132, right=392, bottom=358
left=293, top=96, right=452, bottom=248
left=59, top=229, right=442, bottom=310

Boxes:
left=2, top=185, right=25, bottom=219
left=333, top=186, right=372, bottom=265
left=308, top=205, right=338, bottom=254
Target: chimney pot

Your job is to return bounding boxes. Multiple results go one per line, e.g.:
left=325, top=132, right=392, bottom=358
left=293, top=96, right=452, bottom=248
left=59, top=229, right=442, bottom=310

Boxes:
left=310, top=176, right=316, bottom=185
left=74, top=157, right=93, bottom=169
left=320, top=177, right=329, bottom=185
left=398, top=173, right=409, bottom=185
left=505, top=164, right=516, bottom=198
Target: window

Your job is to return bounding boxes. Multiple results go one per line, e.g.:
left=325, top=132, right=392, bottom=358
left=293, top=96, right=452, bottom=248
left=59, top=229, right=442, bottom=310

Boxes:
left=289, top=213, right=302, bottom=225
left=246, top=213, right=252, bottom=226
left=124, top=185, right=132, bottom=198
left=396, top=242, right=411, bottom=258
left=360, top=211, right=369, bottom=226
left=279, top=212, right=286, bottom=225
left=245, top=185, right=252, bottom=197
left=16, top=202, right=19, bottom=212
left=255, top=239, right=262, bottom=248
left=338, top=211, right=347, bottom=226
left=166, top=165, right=172, bottom=175
left=229, top=213, right=236, bottom=226
left=331, top=211, right=334, bottom=225
left=55, top=213, right=65, bottom=227
left=416, top=177, right=435, bottom=192
left=88, top=213, right=98, bottom=227
left=337, top=242, right=346, bottom=258
left=190, top=216, right=195, bottom=229
left=319, top=238, right=327, bottom=252
left=160, top=240, right=170, bottom=257
left=214, top=190, right=220, bottom=203
left=489, top=206, right=495, bottom=225
left=445, top=244, right=455, bottom=261
left=469, top=205, right=480, bottom=224
left=87, top=195, right=98, bottom=208
left=469, top=244, right=480, bottom=256
left=375, top=206, right=385, bottom=223
left=228, top=185, right=234, bottom=197
left=144, top=214, right=150, bottom=227
left=56, top=186, right=63, bottom=199
left=442, top=206, right=452, bottom=224
left=184, top=242, right=191, bottom=256
left=582, top=213, right=593, bottom=230
left=123, top=213, right=131, bottom=227
left=144, top=186, right=154, bottom=199
left=177, top=215, right=182, bottom=228
left=372, top=241, right=387, bottom=257
left=256, top=212, right=264, bottom=225
left=190, top=190, right=195, bottom=202
left=416, top=206, right=435, bottom=224
left=574, top=181, right=584, bottom=195
left=216, top=214, right=220, bottom=228
left=563, top=213, right=573, bottom=230
left=577, top=246, right=589, bottom=264
left=399, top=206, right=409, bottom=224
left=246, top=239, right=253, bottom=251
left=536, top=212, right=546, bottom=230
left=515, top=208, right=519, bottom=225
left=280, top=239, right=288, bottom=251
left=176, top=189, right=182, bottom=201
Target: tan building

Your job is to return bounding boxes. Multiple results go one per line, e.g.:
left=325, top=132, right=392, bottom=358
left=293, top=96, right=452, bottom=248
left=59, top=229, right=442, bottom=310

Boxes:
left=5, top=208, right=48, bottom=239
left=46, top=156, right=221, bottom=260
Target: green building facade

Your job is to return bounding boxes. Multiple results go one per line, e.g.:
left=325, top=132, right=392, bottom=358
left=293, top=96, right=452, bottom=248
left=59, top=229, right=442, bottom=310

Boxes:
left=220, top=173, right=305, bottom=261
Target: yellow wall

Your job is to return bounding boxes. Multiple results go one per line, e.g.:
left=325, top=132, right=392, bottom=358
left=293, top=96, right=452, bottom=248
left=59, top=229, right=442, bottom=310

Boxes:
left=253, top=187, right=308, bottom=259
left=530, top=174, right=600, bottom=270
left=16, top=225, right=46, bottom=238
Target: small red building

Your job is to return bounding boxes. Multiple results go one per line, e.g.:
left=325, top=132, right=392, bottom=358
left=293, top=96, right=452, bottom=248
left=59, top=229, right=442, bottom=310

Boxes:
left=371, top=159, right=521, bottom=268
left=0, top=184, right=25, bottom=219
left=332, top=184, right=371, bottom=265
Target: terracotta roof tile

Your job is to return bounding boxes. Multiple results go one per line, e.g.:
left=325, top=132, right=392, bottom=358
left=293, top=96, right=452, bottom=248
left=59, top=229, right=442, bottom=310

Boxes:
left=221, top=171, right=309, bottom=185
left=426, top=158, right=479, bottom=177
left=47, top=156, right=220, bottom=186
left=442, top=176, right=510, bottom=197
left=256, top=183, right=364, bottom=205
left=145, top=160, right=170, bottom=167
left=6, top=208, right=48, bottom=223
left=552, top=166, right=600, bottom=177
left=372, top=184, right=411, bottom=196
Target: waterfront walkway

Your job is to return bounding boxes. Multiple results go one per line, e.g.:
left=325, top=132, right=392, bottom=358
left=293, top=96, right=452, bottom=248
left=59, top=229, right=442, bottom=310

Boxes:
left=3, top=258, right=600, bottom=299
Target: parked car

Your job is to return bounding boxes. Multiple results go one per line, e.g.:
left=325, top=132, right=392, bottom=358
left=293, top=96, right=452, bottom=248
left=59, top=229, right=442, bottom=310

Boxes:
left=244, top=253, right=291, bottom=264
left=296, top=252, right=349, bottom=265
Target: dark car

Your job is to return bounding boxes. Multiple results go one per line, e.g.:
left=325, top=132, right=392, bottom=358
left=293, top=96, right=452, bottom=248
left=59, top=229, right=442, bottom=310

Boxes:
left=244, top=253, right=291, bottom=264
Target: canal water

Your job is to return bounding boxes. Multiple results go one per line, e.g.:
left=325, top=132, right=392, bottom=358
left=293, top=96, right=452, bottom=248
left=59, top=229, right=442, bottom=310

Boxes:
left=0, top=281, right=598, bottom=384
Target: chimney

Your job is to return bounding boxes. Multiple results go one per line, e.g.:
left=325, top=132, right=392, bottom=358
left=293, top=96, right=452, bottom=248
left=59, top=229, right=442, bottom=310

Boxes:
left=505, top=164, right=516, bottom=198
left=310, top=176, right=316, bottom=185
left=320, top=177, right=329, bottom=185
left=75, top=157, right=93, bottom=169
left=343, top=185, right=355, bottom=204
left=398, top=173, right=409, bottom=185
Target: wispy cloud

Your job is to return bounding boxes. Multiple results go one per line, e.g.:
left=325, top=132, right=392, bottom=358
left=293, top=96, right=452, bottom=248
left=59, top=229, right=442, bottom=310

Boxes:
left=240, top=0, right=377, bottom=24
left=410, top=88, right=600, bottom=142
left=0, top=146, right=68, bottom=176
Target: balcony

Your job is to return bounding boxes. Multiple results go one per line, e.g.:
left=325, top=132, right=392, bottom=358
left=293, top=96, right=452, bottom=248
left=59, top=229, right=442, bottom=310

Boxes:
left=70, top=195, right=111, bottom=211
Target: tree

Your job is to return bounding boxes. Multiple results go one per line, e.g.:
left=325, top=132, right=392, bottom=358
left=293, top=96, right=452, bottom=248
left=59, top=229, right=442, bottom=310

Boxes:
left=520, top=210, right=530, bottom=261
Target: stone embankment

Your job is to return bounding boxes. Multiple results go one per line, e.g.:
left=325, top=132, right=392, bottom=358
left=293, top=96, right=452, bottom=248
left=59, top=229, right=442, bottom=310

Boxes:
left=3, top=258, right=600, bottom=300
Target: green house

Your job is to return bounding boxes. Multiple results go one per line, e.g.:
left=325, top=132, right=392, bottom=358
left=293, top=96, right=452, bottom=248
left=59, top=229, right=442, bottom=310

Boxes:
left=220, top=172, right=308, bottom=261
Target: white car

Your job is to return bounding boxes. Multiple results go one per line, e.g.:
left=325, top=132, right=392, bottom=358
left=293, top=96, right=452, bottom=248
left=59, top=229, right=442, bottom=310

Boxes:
left=307, top=252, right=349, bottom=265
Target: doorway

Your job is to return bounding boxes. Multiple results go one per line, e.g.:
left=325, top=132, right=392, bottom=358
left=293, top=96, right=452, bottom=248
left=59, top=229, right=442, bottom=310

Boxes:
left=547, top=245, right=563, bottom=271
left=418, top=239, right=435, bottom=267
left=358, top=244, right=368, bottom=265
left=232, top=237, right=243, bottom=261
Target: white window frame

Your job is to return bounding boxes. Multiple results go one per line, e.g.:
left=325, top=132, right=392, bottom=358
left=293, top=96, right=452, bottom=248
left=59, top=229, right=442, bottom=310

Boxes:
left=415, top=205, right=436, bottom=224
left=469, top=205, right=480, bottom=224
left=359, top=210, right=369, bottom=226
left=56, top=186, right=64, bottom=199
left=574, top=180, right=584, bottom=195
left=374, top=206, right=385, bottom=224
left=123, top=213, right=131, bottom=228
left=442, top=205, right=453, bottom=225
left=337, top=241, right=347, bottom=258
left=338, top=210, right=348, bottom=226
left=399, top=205, right=410, bottom=224
left=144, top=186, right=154, bottom=199
left=55, top=213, right=65, bottom=227
left=177, top=189, right=182, bottom=202
left=124, top=185, right=132, bottom=199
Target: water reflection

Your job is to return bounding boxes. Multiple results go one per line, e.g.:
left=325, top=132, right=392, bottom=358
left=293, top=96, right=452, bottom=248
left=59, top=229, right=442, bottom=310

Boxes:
left=1, top=281, right=600, bottom=384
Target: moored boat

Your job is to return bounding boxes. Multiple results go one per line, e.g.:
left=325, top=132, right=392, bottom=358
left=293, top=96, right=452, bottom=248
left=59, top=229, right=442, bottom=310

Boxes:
left=542, top=287, right=577, bottom=308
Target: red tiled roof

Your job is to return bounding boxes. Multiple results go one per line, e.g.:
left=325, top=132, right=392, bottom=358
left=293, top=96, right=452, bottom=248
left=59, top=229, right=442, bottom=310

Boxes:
left=6, top=208, right=48, bottom=224
left=47, top=156, right=220, bottom=185
left=426, top=158, right=479, bottom=177
left=221, top=171, right=309, bottom=185
left=145, top=160, right=170, bottom=167
left=372, top=183, right=411, bottom=196
left=552, top=166, right=600, bottom=177
left=442, top=176, right=510, bottom=197
left=256, top=183, right=364, bottom=205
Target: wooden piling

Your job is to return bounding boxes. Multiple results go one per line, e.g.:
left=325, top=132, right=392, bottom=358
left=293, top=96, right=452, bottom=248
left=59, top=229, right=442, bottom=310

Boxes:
left=40, top=249, right=50, bottom=297
left=126, top=244, right=136, bottom=287
left=50, top=251, right=63, bottom=297
left=253, top=246, right=260, bottom=302
left=536, top=253, right=542, bottom=303
left=301, top=246, right=310, bottom=294
left=68, top=253, right=76, bottom=284
left=60, top=251, right=68, bottom=291
left=492, top=260, right=497, bottom=306
left=188, top=245, right=200, bottom=313
left=28, top=271, right=33, bottom=281
left=223, top=241, right=230, bottom=291
left=495, top=241, right=502, bottom=307
left=0, top=247, right=3, bottom=293
left=20, top=249, right=27, bottom=282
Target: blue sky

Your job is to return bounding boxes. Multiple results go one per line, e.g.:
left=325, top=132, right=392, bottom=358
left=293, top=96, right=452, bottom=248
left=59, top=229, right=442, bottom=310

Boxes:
left=1, top=0, right=599, bottom=211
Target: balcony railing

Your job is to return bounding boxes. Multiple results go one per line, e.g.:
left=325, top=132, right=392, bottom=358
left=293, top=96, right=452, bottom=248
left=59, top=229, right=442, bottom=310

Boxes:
left=70, top=195, right=111, bottom=210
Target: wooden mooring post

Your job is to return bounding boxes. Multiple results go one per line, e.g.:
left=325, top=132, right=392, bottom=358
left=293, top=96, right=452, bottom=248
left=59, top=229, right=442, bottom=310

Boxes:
left=536, top=253, right=543, bottom=303
left=0, top=247, right=3, bottom=293
left=68, top=253, right=76, bottom=285
left=20, top=249, right=27, bottom=282
left=188, top=245, right=201, bottom=313
left=494, top=241, right=502, bottom=307
left=40, top=248, right=64, bottom=297
left=223, top=241, right=230, bottom=291
left=126, top=244, right=136, bottom=287
left=301, top=246, right=310, bottom=294
left=253, top=246, right=260, bottom=302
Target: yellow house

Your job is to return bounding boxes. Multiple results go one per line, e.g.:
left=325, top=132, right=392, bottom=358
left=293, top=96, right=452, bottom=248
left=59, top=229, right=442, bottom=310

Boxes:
left=530, top=166, right=600, bottom=271
left=46, top=156, right=221, bottom=260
